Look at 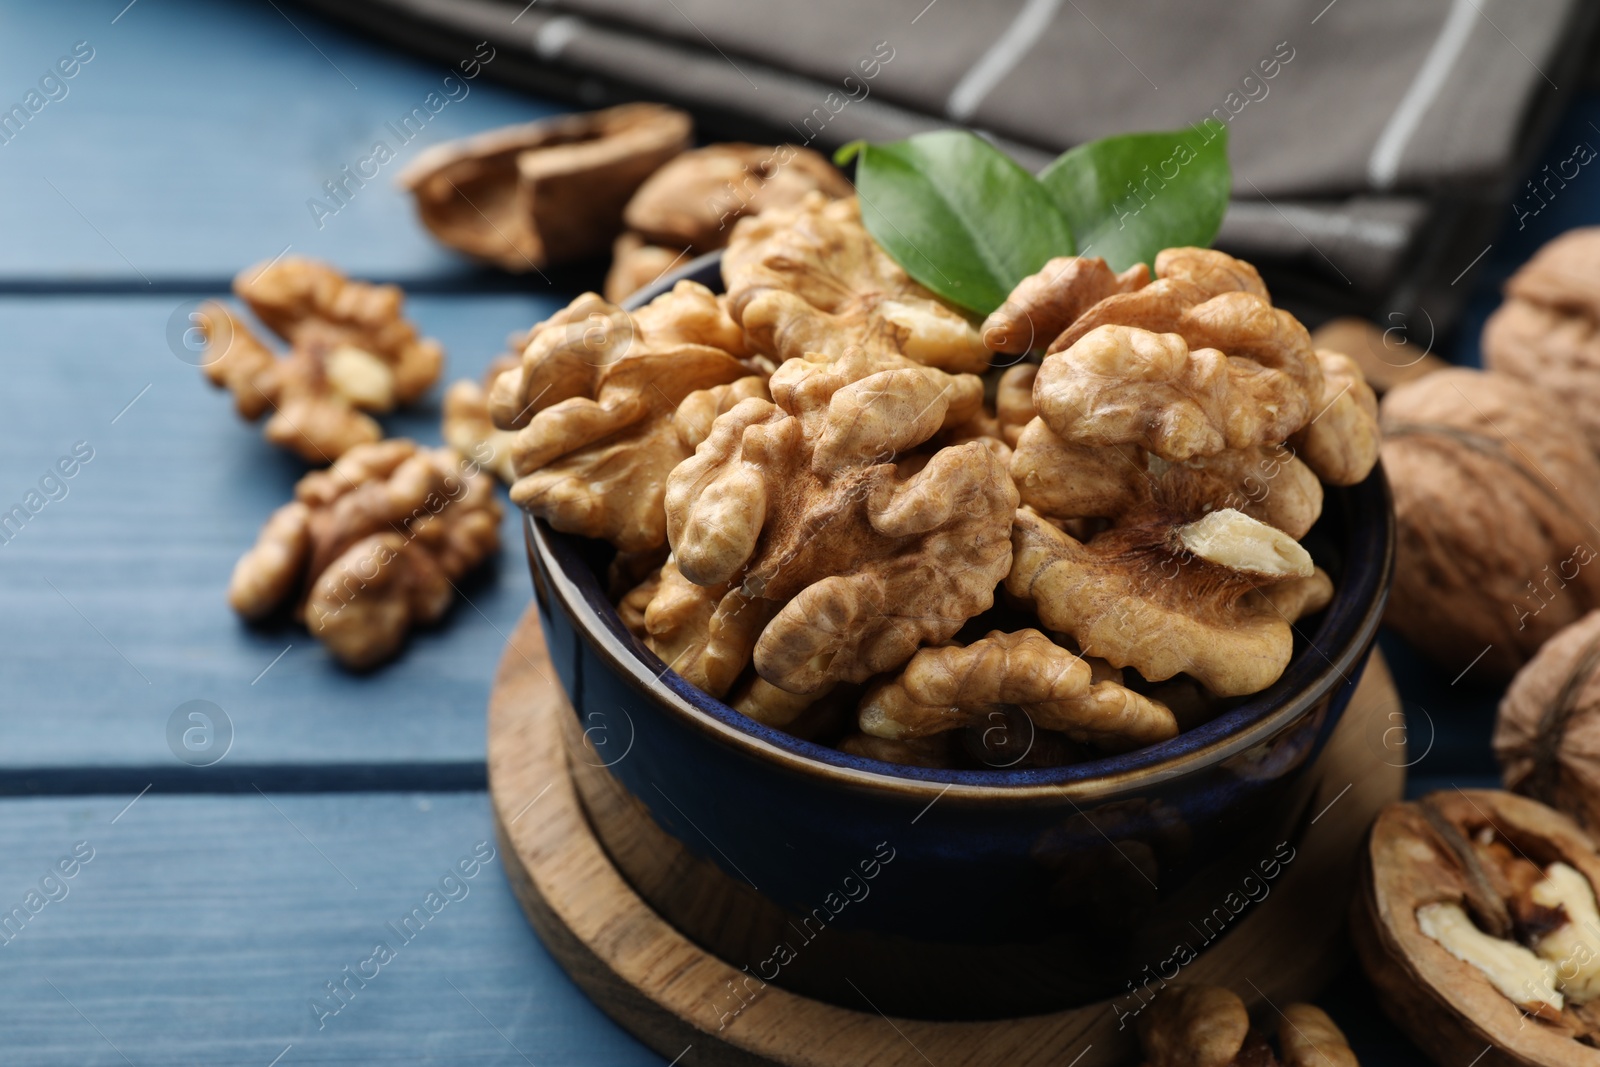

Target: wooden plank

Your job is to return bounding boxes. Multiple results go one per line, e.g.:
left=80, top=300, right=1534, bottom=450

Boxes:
left=0, top=0, right=564, bottom=285
left=0, top=790, right=663, bottom=1065
left=0, top=293, right=564, bottom=784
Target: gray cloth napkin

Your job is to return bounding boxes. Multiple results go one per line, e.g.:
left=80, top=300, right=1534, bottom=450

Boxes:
left=308, top=0, right=1598, bottom=329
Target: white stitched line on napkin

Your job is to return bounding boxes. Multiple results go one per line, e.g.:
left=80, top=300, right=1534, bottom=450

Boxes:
left=536, top=15, right=586, bottom=60
left=1367, top=0, right=1478, bottom=190
left=946, top=0, right=1064, bottom=122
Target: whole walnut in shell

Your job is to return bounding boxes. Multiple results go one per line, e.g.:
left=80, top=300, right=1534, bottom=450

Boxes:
left=623, top=142, right=852, bottom=253
left=228, top=440, right=500, bottom=668
left=1497, top=610, right=1600, bottom=834
left=1484, top=228, right=1600, bottom=454
left=666, top=346, right=1016, bottom=695
left=1381, top=368, right=1600, bottom=680
left=200, top=258, right=445, bottom=462
left=721, top=192, right=990, bottom=373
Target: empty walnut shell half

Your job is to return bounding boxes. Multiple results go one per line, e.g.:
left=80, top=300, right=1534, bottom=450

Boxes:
left=1497, top=610, right=1600, bottom=835
left=1484, top=228, right=1600, bottom=455
left=623, top=142, right=852, bottom=254
left=1354, top=789, right=1600, bottom=1066
left=1380, top=368, right=1600, bottom=681
left=399, top=104, right=691, bottom=271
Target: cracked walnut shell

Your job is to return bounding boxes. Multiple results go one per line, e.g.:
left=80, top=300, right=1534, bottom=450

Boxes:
left=857, top=629, right=1178, bottom=753
left=200, top=258, right=445, bottom=462
left=666, top=347, right=1015, bottom=695
left=1484, top=228, right=1600, bottom=455
left=623, top=142, right=852, bottom=254
left=227, top=440, right=500, bottom=668
left=1380, top=368, right=1600, bottom=680
left=1354, top=789, right=1600, bottom=1065
left=398, top=104, right=691, bottom=271
left=721, top=192, right=990, bottom=373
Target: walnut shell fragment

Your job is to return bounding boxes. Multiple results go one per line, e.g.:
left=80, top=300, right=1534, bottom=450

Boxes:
left=857, top=629, right=1178, bottom=753
left=1006, top=507, right=1329, bottom=697
left=398, top=104, right=691, bottom=271
left=1484, top=228, right=1600, bottom=454
left=1380, top=368, right=1600, bottom=680
left=1353, top=789, right=1600, bottom=1065
left=623, top=142, right=852, bottom=254
left=228, top=440, right=500, bottom=668
left=722, top=192, right=990, bottom=372
left=1136, top=984, right=1359, bottom=1067
left=666, top=347, right=1015, bottom=695
left=1497, top=610, right=1600, bottom=835
left=489, top=286, right=760, bottom=552
left=200, top=258, right=445, bottom=462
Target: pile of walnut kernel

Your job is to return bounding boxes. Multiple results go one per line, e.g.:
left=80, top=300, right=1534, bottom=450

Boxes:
left=200, top=258, right=502, bottom=669
left=470, top=191, right=1382, bottom=768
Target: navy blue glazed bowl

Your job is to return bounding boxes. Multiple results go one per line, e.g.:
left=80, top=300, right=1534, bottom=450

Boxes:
left=525, top=253, right=1395, bottom=1019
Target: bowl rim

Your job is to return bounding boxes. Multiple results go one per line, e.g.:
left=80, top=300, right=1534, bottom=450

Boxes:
left=525, top=252, right=1396, bottom=803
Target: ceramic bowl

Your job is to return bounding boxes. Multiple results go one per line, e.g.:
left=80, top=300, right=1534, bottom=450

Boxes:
left=524, top=253, right=1395, bottom=1018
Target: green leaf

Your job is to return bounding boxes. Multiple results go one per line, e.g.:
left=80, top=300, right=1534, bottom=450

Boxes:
left=1037, top=125, right=1231, bottom=273
left=848, top=130, right=1075, bottom=316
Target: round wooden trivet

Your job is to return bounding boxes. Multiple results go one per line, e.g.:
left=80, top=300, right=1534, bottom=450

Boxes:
left=488, top=605, right=1404, bottom=1067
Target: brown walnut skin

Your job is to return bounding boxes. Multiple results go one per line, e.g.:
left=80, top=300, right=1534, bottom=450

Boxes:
left=622, top=142, right=852, bottom=253
left=398, top=104, right=691, bottom=271
left=1497, top=610, right=1600, bottom=834
left=1380, top=368, right=1600, bottom=681
left=1484, top=228, right=1600, bottom=454
left=1353, top=790, right=1600, bottom=1067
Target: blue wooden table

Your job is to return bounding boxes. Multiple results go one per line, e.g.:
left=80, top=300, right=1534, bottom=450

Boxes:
left=0, top=1, right=1586, bottom=1063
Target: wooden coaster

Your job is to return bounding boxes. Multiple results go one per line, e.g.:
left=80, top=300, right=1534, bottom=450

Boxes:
left=488, top=605, right=1403, bottom=1067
